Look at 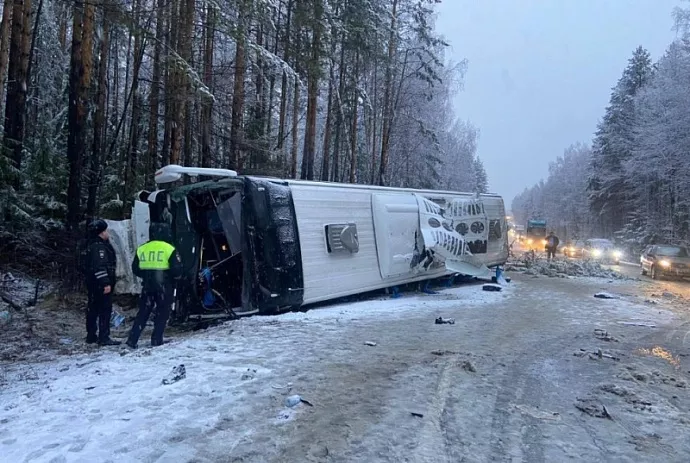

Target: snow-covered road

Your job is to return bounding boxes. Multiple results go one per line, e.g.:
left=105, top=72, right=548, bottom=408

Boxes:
left=2, top=273, right=690, bottom=462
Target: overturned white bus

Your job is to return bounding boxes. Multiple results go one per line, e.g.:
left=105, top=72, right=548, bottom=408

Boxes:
left=108, top=165, right=509, bottom=320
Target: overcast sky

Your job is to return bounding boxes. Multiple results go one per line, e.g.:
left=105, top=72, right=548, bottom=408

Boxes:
left=435, top=0, right=682, bottom=206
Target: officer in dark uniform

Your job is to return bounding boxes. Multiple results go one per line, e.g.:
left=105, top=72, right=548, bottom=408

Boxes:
left=85, top=219, right=121, bottom=346
left=126, top=222, right=183, bottom=348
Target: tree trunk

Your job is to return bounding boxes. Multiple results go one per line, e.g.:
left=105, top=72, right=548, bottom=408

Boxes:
left=332, top=43, right=346, bottom=182
left=146, top=0, right=165, bottom=180
left=378, top=0, right=398, bottom=186
left=180, top=0, right=194, bottom=168
left=276, top=0, right=292, bottom=157
left=370, top=57, right=378, bottom=184
left=167, top=0, right=182, bottom=164
left=300, top=0, right=322, bottom=180
left=57, top=2, right=67, bottom=50
left=200, top=3, right=214, bottom=168
left=0, top=0, right=14, bottom=118
left=266, top=10, right=279, bottom=155
left=66, top=0, right=85, bottom=227
left=124, top=0, right=143, bottom=212
left=3, top=0, right=31, bottom=189
left=349, top=52, right=359, bottom=184
left=86, top=7, right=109, bottom=219
left=289, top=80, right=299, bottom=178
left=24, top=0, right=41, bottom=96
left=161, top=0, right=174, bottom=166
left=320, top=61, right=334, bottom=181
left=230, top=0, right=247, bottom=171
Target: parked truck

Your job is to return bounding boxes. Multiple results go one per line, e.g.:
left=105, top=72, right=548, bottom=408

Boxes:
left=524, top=219, right=547, bottom=251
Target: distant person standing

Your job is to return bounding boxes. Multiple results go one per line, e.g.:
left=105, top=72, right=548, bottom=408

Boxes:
left=84, top=219, right=121, bottom=346
left=546, top=231, right=560, bottom=260
left=126, top=223, right=183, bottom=348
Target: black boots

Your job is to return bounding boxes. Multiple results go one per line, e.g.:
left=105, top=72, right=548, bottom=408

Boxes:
left=98, top=338, right=122, bottom=346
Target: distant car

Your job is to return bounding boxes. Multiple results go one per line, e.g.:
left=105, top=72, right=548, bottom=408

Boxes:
left=582, top=238, right=622, bottom=265
left=640, top=244, right=690, bottom=280
left=563, top=240, right=586, bottom=258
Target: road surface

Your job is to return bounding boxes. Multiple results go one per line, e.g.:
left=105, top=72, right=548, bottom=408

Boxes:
left=2, top=270, right=690, bottom=462
left=607, top=259, right=690, bottom=300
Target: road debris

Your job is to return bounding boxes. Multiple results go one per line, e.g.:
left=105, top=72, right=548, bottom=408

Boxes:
left=431, top=350, right=458, bottom=356
left=482, top=284, right=502, bottom=292
left=594, top=292, right=620, bottom=299
left=364, top=341, right=377, bottom=346
left=506, top=257, right=630, bottom=280
left=575, top=347, right=621, bottom=361
left=285, top=395, right=302, bottom=407
left=461, top=360, right=477, bottom=372
left=511, top=403, right=561, bottom=421
left=162, top=364, right=186, bottom=385
left=435, top=317, right=455, bottom=325
left=618, top=321, right=656, bottom=328
left=241, top=368, right=257, bottom=380
left=285, top=395, right=313, bottom=407
left=575, top=397, right=613, bottom=419
left=410, top=412, right=424, bottom=418
left=594, top=328, right=620, bottom=342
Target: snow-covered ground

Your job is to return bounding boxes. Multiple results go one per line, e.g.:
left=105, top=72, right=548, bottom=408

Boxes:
left=0, top=283, right=509, bottom=462
left=2, top=273, right=690, bottom=462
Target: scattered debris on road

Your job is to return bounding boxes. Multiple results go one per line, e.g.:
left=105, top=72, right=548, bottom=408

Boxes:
left=594, top=328, right=620, bottom=342
left=435, top=317, right=455, bottom=325
left=162, top=364, right=186, bottom=385
left=364, top=341, right=377, bottom=346
left=431, top=350, right=458, bottom=356
left=482, top=284, right=502, bottom=292
left=594, top=292, right=620, bottom=299
left=241, top=368, right=257, bottom=380
left=511, top=403, right=561, bottom=421
left=506, top=257, right=630, bottom=280
left=575, top=397, right=613, bottom=419
left=574, top=347, right=621, bottom=361
left=618, top=321, right=656, bottom=328
left=461, top=360, right=477, bottom=372
left=410, top=412, right=424, bottom=418
left=285, top=395, right=313, bottom=407
left=285, top=395, right=302, bottom=407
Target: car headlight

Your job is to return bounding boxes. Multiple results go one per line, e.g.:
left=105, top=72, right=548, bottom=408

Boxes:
left=659, top=259, right=671, bottom=268
left=612, top=250, right=622, bottom=258
left=527, top=239, right=533, bottom=244
left=592, top=249, right=602, bottom=257
left=541, top=239, right=547, bottom=245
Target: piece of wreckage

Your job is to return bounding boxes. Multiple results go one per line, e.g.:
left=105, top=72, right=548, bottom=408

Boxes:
left=104, top=165, right=509, bottom=322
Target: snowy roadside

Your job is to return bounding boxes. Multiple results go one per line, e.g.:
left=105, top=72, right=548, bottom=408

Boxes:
left=0, top=282, right=510, bottom=462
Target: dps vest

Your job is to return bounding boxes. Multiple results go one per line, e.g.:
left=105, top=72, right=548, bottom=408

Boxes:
left=137, top=241, right=175, bottom=270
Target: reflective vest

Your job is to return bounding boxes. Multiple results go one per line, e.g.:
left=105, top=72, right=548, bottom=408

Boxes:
left=136, top=240, right=176, bottom=270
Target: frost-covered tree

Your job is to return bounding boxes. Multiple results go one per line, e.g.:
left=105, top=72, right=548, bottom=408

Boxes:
left=587, top=46, right=652, bottom=236
left=512, top=143, right=591, bottom=241
left=622, top=39, right=690, bottom=248
left=0, top=0, right=489, bottom=274
left=472, top=157, right=488, bottom=194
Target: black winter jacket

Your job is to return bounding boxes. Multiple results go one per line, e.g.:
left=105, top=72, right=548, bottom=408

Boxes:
left=86, top=238, right=117, bottom=290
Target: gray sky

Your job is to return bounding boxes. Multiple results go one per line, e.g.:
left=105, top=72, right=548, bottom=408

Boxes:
left=435, top=0, right=682, bottom=205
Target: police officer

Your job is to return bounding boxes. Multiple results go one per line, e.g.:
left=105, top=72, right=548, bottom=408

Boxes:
left=126, top=222, right=183, bottom=348
left=85, top=219, right=121, bottom=346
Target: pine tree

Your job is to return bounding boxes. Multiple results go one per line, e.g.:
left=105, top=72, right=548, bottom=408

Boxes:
left=588, top=46, right=652, bottom=236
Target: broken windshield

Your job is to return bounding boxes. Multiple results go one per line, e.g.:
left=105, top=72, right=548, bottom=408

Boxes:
left=215, top=193, right=242, bottom=256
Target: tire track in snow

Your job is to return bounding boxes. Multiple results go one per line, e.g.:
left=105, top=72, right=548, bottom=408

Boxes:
left=412, top=356, right=454, bottom=463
